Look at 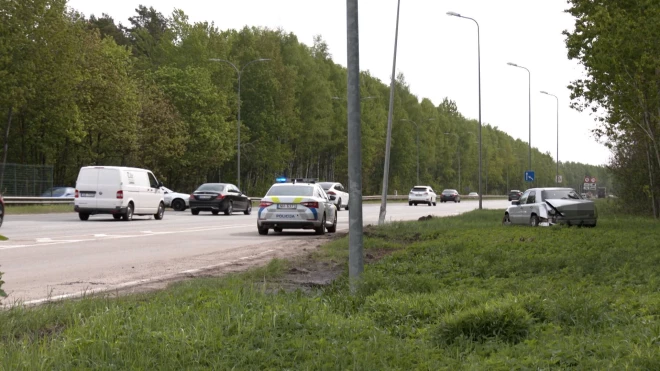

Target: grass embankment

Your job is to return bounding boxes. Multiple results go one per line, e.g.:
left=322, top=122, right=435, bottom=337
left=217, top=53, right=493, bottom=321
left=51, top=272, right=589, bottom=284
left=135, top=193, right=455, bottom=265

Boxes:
left=4, top=204, right=74, bottom=214
left=2, top=202, right=660, bottom=369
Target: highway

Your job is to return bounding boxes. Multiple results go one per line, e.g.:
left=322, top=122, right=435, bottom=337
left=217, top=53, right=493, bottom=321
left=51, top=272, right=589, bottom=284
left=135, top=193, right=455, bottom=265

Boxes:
left=0, top=200, right=510, bottom=305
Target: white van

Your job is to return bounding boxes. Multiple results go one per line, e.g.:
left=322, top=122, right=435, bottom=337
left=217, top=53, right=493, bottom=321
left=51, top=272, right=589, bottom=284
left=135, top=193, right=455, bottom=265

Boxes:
left=74, top=166, right=165, bottom=221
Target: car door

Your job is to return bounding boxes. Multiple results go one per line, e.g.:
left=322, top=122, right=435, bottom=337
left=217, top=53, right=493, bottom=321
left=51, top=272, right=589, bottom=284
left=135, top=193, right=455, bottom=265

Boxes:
left=510, top=190, right=530, bottom=224
left=336, top=184, right=348, bottom=205
left=429, top=189, right=436, bottom=202
left=234, top=185, right=248, bottom=211
left=522, top=191, right=537, bottom=223
left=317, top=186, right=335, bottom=225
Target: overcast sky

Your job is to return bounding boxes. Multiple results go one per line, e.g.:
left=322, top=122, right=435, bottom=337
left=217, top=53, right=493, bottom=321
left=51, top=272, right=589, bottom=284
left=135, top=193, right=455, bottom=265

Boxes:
left=67, top=0, right=612, bottom=167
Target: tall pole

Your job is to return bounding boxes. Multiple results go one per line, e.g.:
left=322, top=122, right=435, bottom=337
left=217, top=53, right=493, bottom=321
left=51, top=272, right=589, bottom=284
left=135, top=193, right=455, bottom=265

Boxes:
left=346, top=0, right=363, bottom=292
left=445, top=132, right=461, bottom=193
left=401, top=119, right=420, bottom=185
left=541, top=91, right=559, bottom=184
left=209, top=58, right=270, bottom=190
left=447, top=12, right=482, bottom=209
left=507, top=62, right=532, bottom=172
left=379, top=0, right=401, bottom=225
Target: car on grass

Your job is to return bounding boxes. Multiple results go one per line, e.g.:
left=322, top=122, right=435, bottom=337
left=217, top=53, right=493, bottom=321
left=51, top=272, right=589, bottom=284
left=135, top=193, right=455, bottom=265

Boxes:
left=189, top=183, right=251, bottom=215
left=508, top=190, right=523, bottom=201
left=319, top=182, right=349, bottom=211
left=440, top=189, right=461, bottom=203
left=161, top=186, right=189, bottom=211
left=408, top=185, right=437, bottom=206
left=258, top=179, right=337, bottom=235
left=502, top=187, right=597, bottom=227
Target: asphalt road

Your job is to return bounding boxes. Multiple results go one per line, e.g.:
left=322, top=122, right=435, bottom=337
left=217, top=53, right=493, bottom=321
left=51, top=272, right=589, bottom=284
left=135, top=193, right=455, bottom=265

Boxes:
left=0, top=199, right=510, bottom=305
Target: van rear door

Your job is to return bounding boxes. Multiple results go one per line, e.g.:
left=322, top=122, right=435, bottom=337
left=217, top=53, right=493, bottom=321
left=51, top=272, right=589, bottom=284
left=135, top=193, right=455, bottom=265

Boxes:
left=96, top=168, right=121, bottom=210
left=76, top=168, right=100, bottom=209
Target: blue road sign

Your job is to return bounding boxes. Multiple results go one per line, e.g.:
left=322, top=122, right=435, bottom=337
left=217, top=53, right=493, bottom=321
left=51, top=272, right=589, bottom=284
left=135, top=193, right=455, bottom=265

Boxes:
left=525, top=171, right=535, bottom=182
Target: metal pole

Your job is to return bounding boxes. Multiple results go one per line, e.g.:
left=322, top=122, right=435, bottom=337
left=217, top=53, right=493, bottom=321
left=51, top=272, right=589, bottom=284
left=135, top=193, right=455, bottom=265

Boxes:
left=378, top=0, right=401, bottom=225
left=541, top=91, right=559, bottom=184
left=458, top=146, right=461, bottom=193
left=346, top=0, right=363, bottom=292
left=237, top=72, right=241, bottom=190
left=416, top=124, right=419, bottom=185
left=507, top=63, right=531, bottom=175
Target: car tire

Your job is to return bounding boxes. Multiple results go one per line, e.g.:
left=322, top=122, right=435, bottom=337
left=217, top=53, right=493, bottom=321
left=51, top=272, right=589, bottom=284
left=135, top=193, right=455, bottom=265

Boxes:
left=337, top=198, right=342, bottom=211
left=244, top=202, right=252, bottom=215
left=123, top=203, right=133, bottom=221
left=258, top=227, right=269, bottom=235
left=191, top=209, right=199, bottom=215
left=409, top=202, right=413, bottom=206
left=345, top=203, right=349, bottom=211
left=508, top=198, right=512, bottom=202
left=327, top=212, right=337, bottom=233
left=274, top=227, right=283, bottom=233
left=79, top=212, right=90, bottom=221
left=154, top=202, right=165, bottom=220
left=530, top=214, right=539, bottom=227
left=428, top=201, right=432, bottom=206
left=502, top=213, right=512, bottom=226
left=433, top=202, right=437, bottom=206
left=113, top=214, right=122, bottom=221
left=414, top=203, right=418, bottom=206
left=212, top=210, right=219, bottom=215
left=172, top=199, right=185, bottom=211
left=315, top=214, right=326, bottom=235
left=224, top=201, right=233, bottom=215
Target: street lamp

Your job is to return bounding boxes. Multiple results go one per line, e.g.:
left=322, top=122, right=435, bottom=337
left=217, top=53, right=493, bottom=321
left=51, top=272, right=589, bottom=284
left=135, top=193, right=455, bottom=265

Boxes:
left=507, top=62, right=532, bottom=173
left=209, top=58, right=271, bottom=190
left=401, top=118, right=434, bottom=185
left=446, top=11, right=482, bottom=209
left=540, top=91, right=559, bottom=185
left=445, top=132, right=461, bottom=193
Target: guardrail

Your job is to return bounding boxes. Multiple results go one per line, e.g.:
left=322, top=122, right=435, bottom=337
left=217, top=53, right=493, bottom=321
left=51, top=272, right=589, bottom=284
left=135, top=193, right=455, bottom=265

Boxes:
left=3, top=194, right=507, bottom=205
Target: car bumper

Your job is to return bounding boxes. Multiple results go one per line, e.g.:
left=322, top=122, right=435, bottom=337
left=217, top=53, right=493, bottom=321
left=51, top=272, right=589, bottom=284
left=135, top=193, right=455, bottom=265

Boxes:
left=257, top=220, right=322, bottom=229
left=189, top=199, right=229, bottom=211
left=440, top=197, right=459, bottom=201
left=409, top=196, right=433, bottom=202
left=74, top=206, right=128, bottom=215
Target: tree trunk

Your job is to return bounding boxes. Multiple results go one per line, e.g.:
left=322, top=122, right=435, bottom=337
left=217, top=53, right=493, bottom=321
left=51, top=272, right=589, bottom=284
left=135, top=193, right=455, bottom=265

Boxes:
left=647, top=142, right=658, bottom=219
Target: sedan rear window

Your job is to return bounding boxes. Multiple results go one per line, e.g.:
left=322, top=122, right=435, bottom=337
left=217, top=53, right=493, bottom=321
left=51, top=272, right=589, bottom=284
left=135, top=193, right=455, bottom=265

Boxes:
left=442, top=190, right=457, bottom=194
left=267, top=185, right=314, bottom=196
left=196, top=184, right=225, bottom=192
left=319, top=183, right=333, bottom=191
left=542, top=189, right=581, bottom=200
left=411, top=187, right=428, bottom=192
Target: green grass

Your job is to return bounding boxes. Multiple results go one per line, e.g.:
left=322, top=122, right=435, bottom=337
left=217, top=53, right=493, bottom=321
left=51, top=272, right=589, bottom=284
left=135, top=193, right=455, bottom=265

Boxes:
left=4, top=204, right=74, bottom=214
left=2, top=204, right=660, bottom=369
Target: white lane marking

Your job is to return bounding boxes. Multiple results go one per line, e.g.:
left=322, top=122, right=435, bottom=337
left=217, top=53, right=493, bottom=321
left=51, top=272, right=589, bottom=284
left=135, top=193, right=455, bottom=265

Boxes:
left=0, top=224, right=255, bottom=251
left=94, top=234, right=108, bottom=237
left=20, top=249, right=277, bottom=306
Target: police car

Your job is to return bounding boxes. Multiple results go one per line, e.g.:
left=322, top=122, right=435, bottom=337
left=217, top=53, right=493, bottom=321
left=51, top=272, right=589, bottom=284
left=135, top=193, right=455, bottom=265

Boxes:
left=257, top=178, right=338, bottom=235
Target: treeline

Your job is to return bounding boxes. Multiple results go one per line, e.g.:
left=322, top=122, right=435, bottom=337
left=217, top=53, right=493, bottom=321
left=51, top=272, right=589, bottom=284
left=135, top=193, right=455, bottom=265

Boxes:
left=0, top=0, right=610, bottom=197
left=564, top=0, right=659, bottom=216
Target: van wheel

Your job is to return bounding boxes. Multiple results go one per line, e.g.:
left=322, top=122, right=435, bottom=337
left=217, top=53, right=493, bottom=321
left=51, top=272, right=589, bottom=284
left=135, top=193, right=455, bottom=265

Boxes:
left=79, top=212, right=90, bottom=221
left=224, top=201, right=233, bottom=215
left=123, top=203, right=133, bottom=221
left=154, top=202, right=164, bottom=220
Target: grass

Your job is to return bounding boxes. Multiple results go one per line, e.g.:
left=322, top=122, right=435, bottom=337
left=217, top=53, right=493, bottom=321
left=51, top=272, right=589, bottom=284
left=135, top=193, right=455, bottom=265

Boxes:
left=2, top=201, right=660, bottom=369
left=4, top=204, right=74, bottom=214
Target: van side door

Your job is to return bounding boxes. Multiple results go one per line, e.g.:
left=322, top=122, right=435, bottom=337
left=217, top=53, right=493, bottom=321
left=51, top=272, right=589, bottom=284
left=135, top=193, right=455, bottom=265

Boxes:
left=147, top=172, right=162, bottom=213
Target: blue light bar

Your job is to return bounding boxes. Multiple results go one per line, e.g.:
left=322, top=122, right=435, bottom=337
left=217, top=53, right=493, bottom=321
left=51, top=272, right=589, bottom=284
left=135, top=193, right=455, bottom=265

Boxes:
left=276, top=177, right=288, bottom=183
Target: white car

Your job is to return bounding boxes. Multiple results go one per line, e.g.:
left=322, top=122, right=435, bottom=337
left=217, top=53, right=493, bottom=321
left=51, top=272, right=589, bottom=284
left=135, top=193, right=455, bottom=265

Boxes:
left=503, top=187, right=597, bottom=227
left=319, top=182, right=349, bottom=211
left=258, top=179, right=337, bottom=235
left=161, top=186, right=189, bottom=211
left=408, top=185, right=437, bottom=206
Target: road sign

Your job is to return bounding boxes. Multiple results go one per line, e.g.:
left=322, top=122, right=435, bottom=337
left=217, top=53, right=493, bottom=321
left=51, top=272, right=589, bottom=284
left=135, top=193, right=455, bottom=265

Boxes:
left=556, top=175, right=563, bottom=183
left=590, top=177, right=597, bottom=183
left=583, top=183, right=596, bottom=191
left=525, top=171, right=535, bottom=182
left=584, top=176, right=590, bottom=183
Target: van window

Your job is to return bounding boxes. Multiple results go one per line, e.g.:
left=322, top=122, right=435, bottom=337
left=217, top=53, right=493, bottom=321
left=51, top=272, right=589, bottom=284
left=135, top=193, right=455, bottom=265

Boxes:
left=98, top=169, right=120, bottom=185
left=132, top=171, right=150, bottom=187
left=77, top=168, right=98, bottom=184
left=148, top=172, right=159, bottom=188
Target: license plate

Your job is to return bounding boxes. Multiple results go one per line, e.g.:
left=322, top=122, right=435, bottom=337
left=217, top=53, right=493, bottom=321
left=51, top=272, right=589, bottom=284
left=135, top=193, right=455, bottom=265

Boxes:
left=277, top=204, right=297, bottom=209
left=81, top=192, right=95, bottom=197
left=198, top=195, right=211, bottom=200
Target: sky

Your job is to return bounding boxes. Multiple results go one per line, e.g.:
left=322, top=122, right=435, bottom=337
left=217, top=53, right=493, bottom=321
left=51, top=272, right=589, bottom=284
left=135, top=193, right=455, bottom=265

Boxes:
left=66, top=0, right=612, bottom=167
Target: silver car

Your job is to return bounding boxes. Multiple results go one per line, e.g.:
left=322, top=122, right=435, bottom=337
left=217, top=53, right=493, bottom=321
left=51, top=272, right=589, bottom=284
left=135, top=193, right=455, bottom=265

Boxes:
left=257, top=180, right=337, bottom=235
left=503, top=187, right=597, bottom=227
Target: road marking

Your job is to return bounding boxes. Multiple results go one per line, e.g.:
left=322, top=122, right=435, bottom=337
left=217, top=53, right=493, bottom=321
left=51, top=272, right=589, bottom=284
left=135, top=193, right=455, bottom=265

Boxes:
left=20, top=249, right=277, bottom=306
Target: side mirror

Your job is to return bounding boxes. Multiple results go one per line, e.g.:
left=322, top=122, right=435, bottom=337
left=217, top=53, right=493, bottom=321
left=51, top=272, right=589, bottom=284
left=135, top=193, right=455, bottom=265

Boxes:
left=157, top=181, right=163, bottom=188
left=512, top=200, right=520, bottom=205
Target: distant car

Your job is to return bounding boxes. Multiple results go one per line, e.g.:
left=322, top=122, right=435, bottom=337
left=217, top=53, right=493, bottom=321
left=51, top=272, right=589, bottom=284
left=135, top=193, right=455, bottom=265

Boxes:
left=189, top=183, right=251, bottom=215
left=40, top=187, right=75, bottom=197
left=468, top=192, right=479, bottom=197
left=319, top=182, right=349, bottom=211
left=502, top=187, right=597, bottom=227
left=440, top=189, right=461, bottom=203
left=0, top=193, right=4, bottom=228
left=161, top=186, right=189, bottom=211
left=257, top=179, right=337, bottom=235
left=508, top=190, right=523, bottom=201
left=408, top=185, right=437, bottom=206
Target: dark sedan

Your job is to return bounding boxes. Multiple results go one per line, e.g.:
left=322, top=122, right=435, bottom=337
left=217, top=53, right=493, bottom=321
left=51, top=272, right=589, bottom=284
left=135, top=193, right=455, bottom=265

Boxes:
left=189, top=183, right=252, bottom=215
left=508, top=190, right=523, bottom=201
left=440, top=189, right=461, bottom=203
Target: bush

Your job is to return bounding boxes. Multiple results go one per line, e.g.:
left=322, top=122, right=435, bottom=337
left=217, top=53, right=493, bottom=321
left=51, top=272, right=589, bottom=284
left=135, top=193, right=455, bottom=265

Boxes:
left=0, top=268, right=6, bottom=299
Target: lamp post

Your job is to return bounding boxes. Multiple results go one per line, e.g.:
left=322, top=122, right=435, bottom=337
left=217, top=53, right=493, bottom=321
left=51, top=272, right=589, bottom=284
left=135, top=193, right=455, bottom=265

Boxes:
left=446, top=11, right=482, bottom=209
left=209, top=58, right=271, bottom=190
left=401, top=118, right=434, bottom=185
left=507, top=62, right=532, bottom=173
left=540, top=91, right=559, bottom=185
left=445, top=132, right=461, bottom=193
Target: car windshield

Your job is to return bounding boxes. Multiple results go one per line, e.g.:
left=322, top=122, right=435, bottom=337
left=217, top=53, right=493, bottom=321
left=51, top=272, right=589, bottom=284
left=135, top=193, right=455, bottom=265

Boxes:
left=267, top=185, right=314, bottom=196
left=196, top=184, right=225, bottom=192
left=411, top=187, right=428, bottom=192
left=542, top=189, right=581, bottom=200
left=442, top=190, right=456, bottom=194
left=319, top=183, right=333, bottom=191
left=41, top=188, right=70, bottom=197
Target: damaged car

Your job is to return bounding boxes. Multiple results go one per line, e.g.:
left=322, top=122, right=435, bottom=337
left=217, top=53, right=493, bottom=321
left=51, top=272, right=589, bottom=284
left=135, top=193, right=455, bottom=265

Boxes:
left=502, top=187, right=597, bottom=227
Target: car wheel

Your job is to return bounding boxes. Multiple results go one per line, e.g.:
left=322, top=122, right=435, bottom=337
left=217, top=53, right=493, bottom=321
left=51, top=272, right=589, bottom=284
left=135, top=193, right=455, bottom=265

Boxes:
left=123, top=203, right=133, bottom=221
left=212, top=210, right=219, bottom=215
left=258, top=227, right=268, bottom=235
left=337, top=198, right=342, bottom=211
left=274, top=227, right=283, bottom=233
left=502, top=213, right=512, bottom=226
left=433, top=202, right=437, bottom=206
left=530, top=214, right=539, bottom=227
left=414, top=203, right=418, bottom=206
left=244, top=202, right=252, bottom=215
left=428, top=201, right=432, bottom=206
left=154, top=202, right=165, bottom=220
left=224, top=201, right=233, bottom=215
left=315, top=214, right=326, bottom=235
left=113, top=214, right=122, bottom=221
left=79, top=212, right=90, bottom=221
left=191, top=209, right=199, bottom=215
left=327, top=212, right=337, bottom=233
left=508, top=198, right=512, bottom=202
left=345, top=203, right=349, bottom=211
left=409, top=202, right=413, bottom=206
left=172, top=199, right=185, bottom=211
